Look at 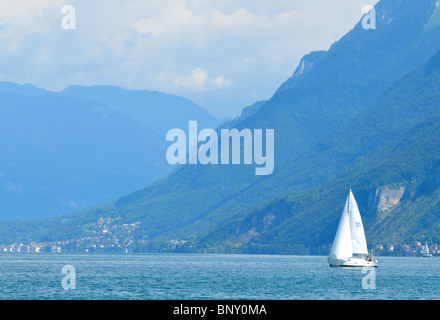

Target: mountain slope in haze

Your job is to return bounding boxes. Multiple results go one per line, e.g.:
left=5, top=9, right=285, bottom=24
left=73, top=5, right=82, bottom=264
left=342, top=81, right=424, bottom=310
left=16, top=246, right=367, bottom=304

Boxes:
left=0, top=82, right=223, bottom=136
left=0, top=81, right=222, bottom=220
left=219, top=100, right=267, bottom=129
left=0, top=81, right=54, bottom=97
left=0, top=92, right=170, bottom=219
left=61, top=85, right=222, bottom=136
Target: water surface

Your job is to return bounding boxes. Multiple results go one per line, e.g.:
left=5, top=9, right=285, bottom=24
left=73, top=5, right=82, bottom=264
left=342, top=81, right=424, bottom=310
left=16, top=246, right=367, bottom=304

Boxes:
left=0, top=253, right=437, bottom=300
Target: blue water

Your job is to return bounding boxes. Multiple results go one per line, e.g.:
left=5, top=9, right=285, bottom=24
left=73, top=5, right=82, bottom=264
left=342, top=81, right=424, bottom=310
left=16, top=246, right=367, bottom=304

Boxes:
left=0, top=253, right=438, bottom=300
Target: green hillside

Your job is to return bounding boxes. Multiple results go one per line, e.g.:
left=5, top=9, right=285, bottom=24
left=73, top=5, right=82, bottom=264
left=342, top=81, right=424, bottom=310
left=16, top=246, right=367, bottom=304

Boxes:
left=192, top=51, right=440, bottom=254
left=213, top=113, right=440, bottom=254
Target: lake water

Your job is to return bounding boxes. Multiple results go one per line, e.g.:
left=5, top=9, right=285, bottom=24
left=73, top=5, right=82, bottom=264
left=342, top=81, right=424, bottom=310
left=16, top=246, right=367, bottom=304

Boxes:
left=0, top=253, right=438, bottom=300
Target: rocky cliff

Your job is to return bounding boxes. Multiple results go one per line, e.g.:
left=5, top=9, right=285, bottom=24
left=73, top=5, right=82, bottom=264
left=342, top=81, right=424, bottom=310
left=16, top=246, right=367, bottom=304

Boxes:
left=369, top=186, right=406, bottom=215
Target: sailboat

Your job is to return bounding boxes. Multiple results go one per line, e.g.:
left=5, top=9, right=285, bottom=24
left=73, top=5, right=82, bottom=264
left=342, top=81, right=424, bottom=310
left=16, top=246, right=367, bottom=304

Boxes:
left=422, top=243, right=433, bottom=257
left=328, top=190, right=378, bottom=267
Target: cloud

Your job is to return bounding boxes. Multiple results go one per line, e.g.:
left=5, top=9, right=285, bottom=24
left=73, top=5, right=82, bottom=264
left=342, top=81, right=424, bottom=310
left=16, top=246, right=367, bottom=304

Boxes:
left=155, top=67, right=231, bottom=91
left=191, top=68, right=208, bottom=88
left=213, top=76, right=231, bottom=88
left=131, top=4, right=204, bottom=39
left=3, top=182, right=24, bottom=195
left=0, top=1, right=51, bottom=51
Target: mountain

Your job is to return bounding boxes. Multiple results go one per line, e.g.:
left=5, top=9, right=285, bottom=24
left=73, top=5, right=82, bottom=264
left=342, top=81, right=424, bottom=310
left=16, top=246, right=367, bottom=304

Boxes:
left=0, top=81, right=222, bottom=220
left=0, top=81, right=54, bottom=97
left=75, top=0, right=440, bottom=239
left=1, top=0, right=440, bottom=251
left=0, top=82, right=223, bottom=136
left=200, top=50, right=440, bottom=254
left=219, top=100, right=267, bottom=129
left=60, top=85, right=222, bottom=136
left=0, top=92, right=171, bottom=219
left=240, top=0, right=440, bottom=160
left=228, top=111, right=440, bottom=254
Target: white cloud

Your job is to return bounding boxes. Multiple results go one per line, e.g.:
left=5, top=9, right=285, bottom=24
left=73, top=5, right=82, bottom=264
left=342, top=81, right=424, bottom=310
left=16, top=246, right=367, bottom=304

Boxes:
left=191, top=67, right=208, bottom=88
left=155, top=67, right=231, bottom=91
left=0, top=0, right=63, bottom=51
left=3, top=181, right=24, bottom=195
left=132, top=4, right=204, bottom=39
left=213, top=76, right=231, bottom=88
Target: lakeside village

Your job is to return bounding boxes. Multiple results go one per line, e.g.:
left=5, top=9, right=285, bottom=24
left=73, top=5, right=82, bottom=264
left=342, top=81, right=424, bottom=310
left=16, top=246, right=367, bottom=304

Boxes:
left=0, top=216, right=438, bottom=256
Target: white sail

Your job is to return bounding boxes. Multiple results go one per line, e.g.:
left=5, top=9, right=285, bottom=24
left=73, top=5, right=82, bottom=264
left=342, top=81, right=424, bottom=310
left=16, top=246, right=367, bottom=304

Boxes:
left=348, top=190, right=368, bottom=255
left=423, top=243, right=430, bottom=254
left=329, top=190, right=377, bottom=267
left=329, top=197, right=352, bottom=260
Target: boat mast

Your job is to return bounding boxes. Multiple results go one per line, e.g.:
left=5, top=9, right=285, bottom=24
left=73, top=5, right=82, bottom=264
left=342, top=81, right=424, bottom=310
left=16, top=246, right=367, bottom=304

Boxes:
left=348, top=189, right=352, bottom=257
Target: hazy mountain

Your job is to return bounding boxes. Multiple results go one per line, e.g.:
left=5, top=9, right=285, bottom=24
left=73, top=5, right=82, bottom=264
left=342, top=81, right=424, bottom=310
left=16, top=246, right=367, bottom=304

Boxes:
left=0, top=81, right=54, bottom=97
left=61, top=85, right=222, bottom=136
left=0, top=81, right=223, bottom=220
left=0, top=82, right=223, bottom=136
left=219, top=100, right=267, bottom=129
left=0, top=92, right=171, bottom=219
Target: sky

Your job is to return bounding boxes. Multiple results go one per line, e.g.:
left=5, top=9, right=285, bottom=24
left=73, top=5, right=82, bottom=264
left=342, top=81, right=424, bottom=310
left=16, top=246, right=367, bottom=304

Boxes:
left=0, top=0, right=379, bottom=118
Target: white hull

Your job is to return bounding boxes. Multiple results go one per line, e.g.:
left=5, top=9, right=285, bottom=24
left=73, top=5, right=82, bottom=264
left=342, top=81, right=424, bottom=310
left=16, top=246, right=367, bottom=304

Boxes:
left=328, top=257, right=378, bottom=267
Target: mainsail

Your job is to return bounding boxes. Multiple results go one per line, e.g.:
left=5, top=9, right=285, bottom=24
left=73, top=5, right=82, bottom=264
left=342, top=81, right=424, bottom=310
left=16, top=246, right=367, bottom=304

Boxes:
left=329, top=197, right=352, bottom=260
left=423, top=243, right=430, bottom=255
left=329, top=190, right=368, bottom=260
left=348, top=191, right=368, bottom=255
